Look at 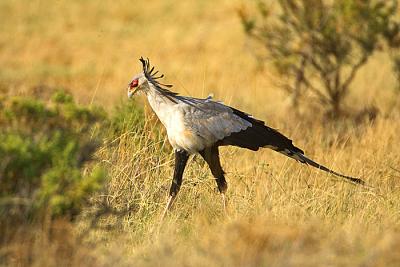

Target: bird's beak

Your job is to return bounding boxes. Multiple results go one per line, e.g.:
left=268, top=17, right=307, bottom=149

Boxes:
left=127, top=90, right=134, bottom=99
left=127, top=87, right=137, bottom=99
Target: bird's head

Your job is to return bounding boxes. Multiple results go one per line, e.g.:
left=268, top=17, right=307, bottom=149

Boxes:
left=127, top=57, right=173, bottom=99
left=127, top=73, right=148, bottom=99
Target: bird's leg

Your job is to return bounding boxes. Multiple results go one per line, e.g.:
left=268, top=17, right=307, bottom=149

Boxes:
left=161, top=149, right=189, bottom=221
left=218, top=180, right=228, bottom=215
left=199, top=146, right=229, bottom=214
left=221, top=191, right=228, bottom=214
left=214, top=171, right=228, bottom=214
left=160, top=195, right=175, bottom=222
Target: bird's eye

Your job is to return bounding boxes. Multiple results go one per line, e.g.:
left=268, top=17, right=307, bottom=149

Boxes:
left=129, top=79, right=139, bottom=89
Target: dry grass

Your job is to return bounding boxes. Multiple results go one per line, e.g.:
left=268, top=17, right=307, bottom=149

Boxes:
left=1, top=0, right=400, bottom=266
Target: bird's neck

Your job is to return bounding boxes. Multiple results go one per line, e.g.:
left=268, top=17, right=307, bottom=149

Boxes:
left=145, top=84, right=177, bottom=126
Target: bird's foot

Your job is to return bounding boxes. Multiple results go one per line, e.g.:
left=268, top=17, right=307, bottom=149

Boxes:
left=221, top=193, right=230, bottom=217
left=155, top=195, right=176, bottom=234
left=160, top=195, right=175, bottom=222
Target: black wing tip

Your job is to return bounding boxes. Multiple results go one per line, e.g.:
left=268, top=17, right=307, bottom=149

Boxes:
left=293, top=146, right=305, bottom=155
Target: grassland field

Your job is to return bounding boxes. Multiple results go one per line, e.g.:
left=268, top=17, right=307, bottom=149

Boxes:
left=1, top=0, right=400, bottom=266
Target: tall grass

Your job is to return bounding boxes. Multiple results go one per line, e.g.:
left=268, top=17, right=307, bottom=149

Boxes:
left=1, top=0, right=400, bottom=266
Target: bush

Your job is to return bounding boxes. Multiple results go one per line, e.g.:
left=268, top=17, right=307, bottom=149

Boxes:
left=109, top=99, right=145, bottom=135
left=239, top=0, right=400, bottom=118
left=0, top=88, right=150, bottom=265
left=0, top=90, right=107, bottom=224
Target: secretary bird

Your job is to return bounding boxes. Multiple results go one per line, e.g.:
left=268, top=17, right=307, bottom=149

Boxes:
left=127, top=58, right=363, bottom=216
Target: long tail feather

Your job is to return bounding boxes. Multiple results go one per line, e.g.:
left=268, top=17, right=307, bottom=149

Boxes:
left=278, top=149, right=364, bottom=185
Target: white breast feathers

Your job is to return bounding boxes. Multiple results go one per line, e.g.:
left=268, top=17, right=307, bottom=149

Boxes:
left=146, top=91, right=252, bottom=153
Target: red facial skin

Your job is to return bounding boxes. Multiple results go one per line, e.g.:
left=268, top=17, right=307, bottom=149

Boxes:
left=130, top=79, right=138, bottom=89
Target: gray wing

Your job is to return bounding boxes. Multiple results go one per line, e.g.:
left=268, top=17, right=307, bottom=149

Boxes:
left=178, top=97, right=252, bottom=146
left=178, top=96, right=303, bottom=154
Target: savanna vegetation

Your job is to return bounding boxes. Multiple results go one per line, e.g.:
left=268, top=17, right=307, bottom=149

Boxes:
left=239, top=0, right=400, bottom=118
left=1, top=0, right=400, bottom=266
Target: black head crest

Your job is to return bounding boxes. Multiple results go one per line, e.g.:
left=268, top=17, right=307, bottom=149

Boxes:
left=139, top=57, right=147, bottom=71
left=138, top=57, right=210, bottom=109
left=139, top=57, right=177, bottom=100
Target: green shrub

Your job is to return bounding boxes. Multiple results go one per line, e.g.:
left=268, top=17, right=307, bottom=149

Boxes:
left=110, top=100, right=145, bottom=135
left=0, top=90, right=107, bottom=223
left=239, top=0, right=400, bottom=117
